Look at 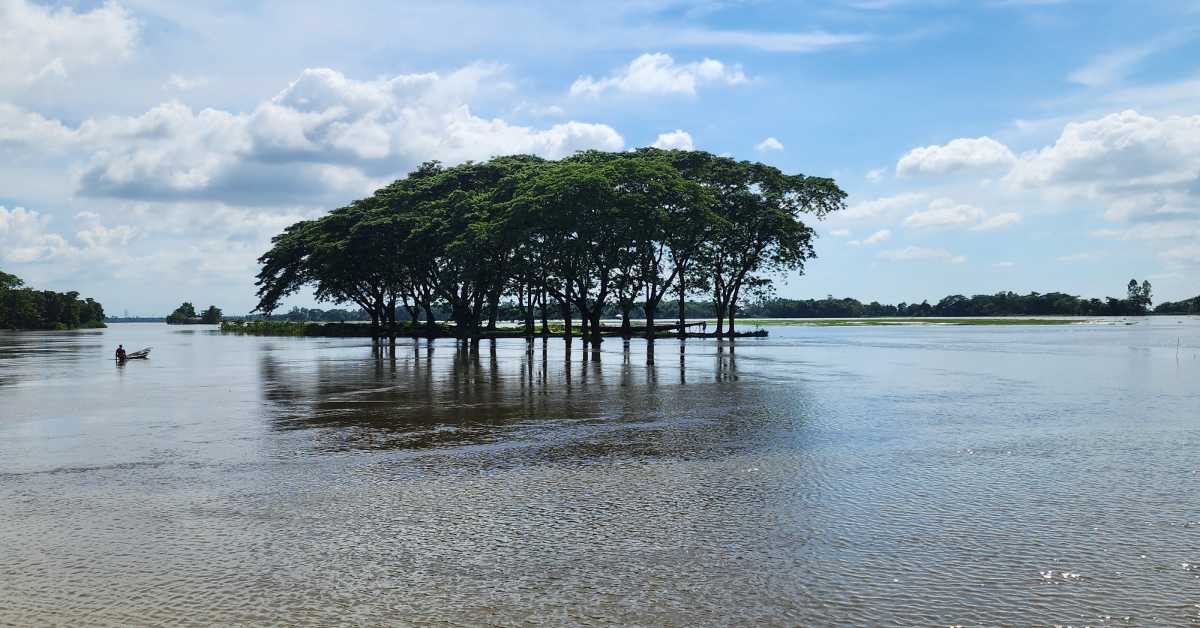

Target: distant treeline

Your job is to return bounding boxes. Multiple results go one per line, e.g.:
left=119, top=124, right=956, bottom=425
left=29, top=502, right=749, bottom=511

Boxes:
left=264, top=280, right=1197, bottom=322
left=0, top=270, right=106, bottom=330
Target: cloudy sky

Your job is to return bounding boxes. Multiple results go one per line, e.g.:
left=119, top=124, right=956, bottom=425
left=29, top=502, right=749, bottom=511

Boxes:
left=1, top=0, right=1198, bottom=314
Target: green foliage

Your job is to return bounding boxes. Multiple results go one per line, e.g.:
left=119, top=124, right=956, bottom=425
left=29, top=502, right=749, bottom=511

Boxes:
left=166, top=301, right=198, bottom=324
left=1154, top=295, right=1200, bottom=314
left=201, top=305, right=223, bottom=324
left=0, top=270, right=106, bottom=330
left=253, top=150, right=847, bottom=341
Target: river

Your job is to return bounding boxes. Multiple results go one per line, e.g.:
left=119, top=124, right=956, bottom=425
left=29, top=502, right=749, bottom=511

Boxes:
left=2, top=319, right=1198, bottom=625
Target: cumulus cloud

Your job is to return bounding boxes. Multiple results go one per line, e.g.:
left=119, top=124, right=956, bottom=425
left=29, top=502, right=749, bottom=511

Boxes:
left=903, top=199, right=986, bottom=228
left=896, top=136, right=1016, bottom=176
left=166, top=74, right=209, bottom=91
left=651, top=129, right=695, bottom=150
left=865, top=167, right=886, bottom=183
left=840, top=192, right=926, bottom=221
left=1, top=66, right=626, bottom=204
left=1007, top=109, right=1200, bottom=241
left=0, top=0, right=139, bottom=90
left=972, top=211, right=1022, bottom=230
left=877, top=246, right=966, bottom=264
left=829, top=228, right=851, bottom=237
left=1007, top=110, right=1200, bottom=197
left=900, top=198, right=1021, bottom=231
left=849, top=229, right=891, bottom=246
left=569, top=53, right=747, bottom=97
left=0, top=205, right=135, bottom=264
left=755, top=136, right=784, bottom=152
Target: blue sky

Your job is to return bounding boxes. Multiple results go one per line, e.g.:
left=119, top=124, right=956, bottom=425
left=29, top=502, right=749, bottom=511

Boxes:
left=1, top=0, right=1198, bottom=314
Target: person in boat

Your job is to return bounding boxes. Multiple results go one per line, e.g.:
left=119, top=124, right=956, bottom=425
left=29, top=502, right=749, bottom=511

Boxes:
left=115, top=345, right=126, bottom=361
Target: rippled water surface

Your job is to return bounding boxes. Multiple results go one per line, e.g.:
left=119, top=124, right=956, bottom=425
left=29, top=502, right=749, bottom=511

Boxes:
left=2, top=320, right=1199, bottom=625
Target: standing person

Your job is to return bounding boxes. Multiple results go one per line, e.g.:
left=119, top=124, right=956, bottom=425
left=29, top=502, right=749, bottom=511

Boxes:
left=115, top=344, right=126, bottom=361
left=702, top=321, right=707, bottom=333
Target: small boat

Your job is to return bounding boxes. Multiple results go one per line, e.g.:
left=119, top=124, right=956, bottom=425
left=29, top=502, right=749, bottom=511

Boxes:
left=117, top=347, right=152, bottom=361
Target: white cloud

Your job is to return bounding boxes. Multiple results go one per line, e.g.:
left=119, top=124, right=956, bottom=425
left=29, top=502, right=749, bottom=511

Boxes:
left=1007, top=110, right=1200, bottom=195
left=850, top=229, right=891, bottom=246
left=865, top=167, right=886, bottom=183
left=0, top=102, right=75, bottom=148
left=0, top=205, right=135, bottom=264
left=651, top=129, right=695, bottom=150
left=972, top=211, right=1022, bottom=231
left=903, top=199, right=986, bottom=228
left=671, top=28, right=867, bottom=52
left=2, top=66, right=626, bottom=204
left=897, top=136, right=1016, bottom=176
left=992, top=261, right=1016, bottom=268
left=570, top=53, right=747, bottom=98
left=1006, top=110, right=1200, bottom=237
left=829, top=228, right=851, bottom=237
left=0, top=0, right=139, bottom=91
left=840, top=192, right=926, bottom=221
left=166, top=74, right=209, bottom=91
left=877, top=246, right=966, bottom=264
left=755, top=136, right=784, bottom=152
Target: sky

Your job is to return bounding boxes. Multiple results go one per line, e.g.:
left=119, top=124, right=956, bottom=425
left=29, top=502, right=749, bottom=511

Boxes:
left=1, top=0, right=1198, bottom=315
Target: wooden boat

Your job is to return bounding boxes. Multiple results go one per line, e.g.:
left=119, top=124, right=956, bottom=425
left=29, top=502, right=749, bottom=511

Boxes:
left=117, top=347, right=152, bottom=361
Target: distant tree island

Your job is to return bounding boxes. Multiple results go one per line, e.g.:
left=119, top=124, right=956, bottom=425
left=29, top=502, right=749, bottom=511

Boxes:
left=0, top=270, right=106, bottom=330
left=253, top=149, right=846, bottom=344
left=166, top=302, right=223, bottom=325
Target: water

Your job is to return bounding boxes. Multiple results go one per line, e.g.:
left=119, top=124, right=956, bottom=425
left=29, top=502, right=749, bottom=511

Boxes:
left=2, top=320, right=1198, bottom=625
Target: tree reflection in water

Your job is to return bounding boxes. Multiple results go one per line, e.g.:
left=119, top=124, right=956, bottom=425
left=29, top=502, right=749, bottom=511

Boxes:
left=254, top=337, right=787, bottom=459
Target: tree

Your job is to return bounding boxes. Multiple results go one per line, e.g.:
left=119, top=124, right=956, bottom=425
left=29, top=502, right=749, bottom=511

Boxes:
left=166, top=302, right=198, bottom=324
left=693, top=157, right=846, bottom=335
left=1, top=270, right=106, bottom=330
left=1126, top=278, right=1152, bottom=314
left=201, top=306, right=223, bottom=324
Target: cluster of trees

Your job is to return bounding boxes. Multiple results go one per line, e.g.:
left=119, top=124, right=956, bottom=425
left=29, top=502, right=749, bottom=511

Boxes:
left=745, top=280, right=1164, bottom=318
left=166, top=302, right=223, bottom=324
left=1154, top=295, right=1200, bottom=314
left=254, top=149, right=846, bottom=343
left=0, top=270, right=106, bottom=330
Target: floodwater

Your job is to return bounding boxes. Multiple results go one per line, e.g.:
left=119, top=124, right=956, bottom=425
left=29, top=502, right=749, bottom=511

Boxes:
left=2, top=319, right=1198, bottom=626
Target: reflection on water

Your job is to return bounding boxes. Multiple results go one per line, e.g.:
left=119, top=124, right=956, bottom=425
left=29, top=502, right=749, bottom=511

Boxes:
left=258, top=338, right=756, bottom=456
left=2, top=320, right=1199, bottom=625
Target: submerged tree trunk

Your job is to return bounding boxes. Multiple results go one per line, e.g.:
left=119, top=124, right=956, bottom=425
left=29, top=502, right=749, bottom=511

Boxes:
left=423, top=302, right=436, bottom=333
left=539, top=289, right=549, bottom=336
left=559, top=298, right=573, bottom=341
left=619, top=302, right=632, bottom=338
left=589, top=311, right=603, bottom=345
left=676, top=264, right=687, bottom=337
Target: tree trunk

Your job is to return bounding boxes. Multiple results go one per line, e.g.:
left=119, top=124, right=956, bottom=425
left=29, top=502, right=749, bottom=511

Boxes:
left=524, top=285, right=535, bottom=336
left=485, top=289, right=500, bottom=331
left=559, top=298, right=573, bottom=341
left=386, top=295, right=397, bottom=345
left=589, top=311, right=603, bottom=345
left=423, top=302, right=436, bottom=333
left=539, top=289, right=549, bottom=336
left=676, top=264, right=686, bottom=337
left=645, top=296, right=658, bottom=341
left=619, top=303, right=632, bottom=338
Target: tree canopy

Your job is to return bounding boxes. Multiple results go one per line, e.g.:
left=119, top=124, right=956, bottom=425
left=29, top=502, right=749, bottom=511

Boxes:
left=254, top=149, right=847, bottom=342
left=0, top=270, right=106, bottom=330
